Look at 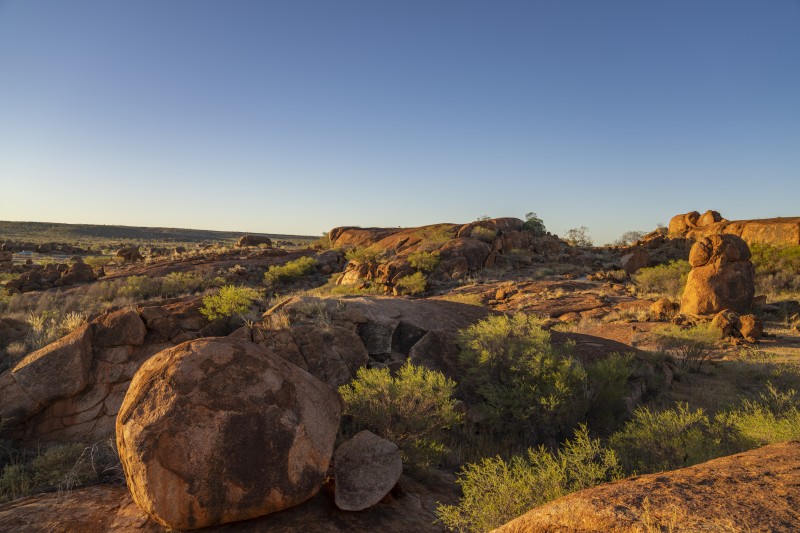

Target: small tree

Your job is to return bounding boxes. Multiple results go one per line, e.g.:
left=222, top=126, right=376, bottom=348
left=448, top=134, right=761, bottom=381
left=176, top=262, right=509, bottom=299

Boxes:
left=338, top=361, right=462, bottom=469
left=614, top=230, right=646, bottom=246
left=522, top=212, right=546, bottom=236
left=564, top=226, right=593, bottom=247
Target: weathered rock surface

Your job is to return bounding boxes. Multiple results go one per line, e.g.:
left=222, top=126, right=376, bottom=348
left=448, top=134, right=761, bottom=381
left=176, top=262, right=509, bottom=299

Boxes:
left=495, top=441, right=800, bottom=533
left=116, top=338, right=342, bottom=530
left=620, top=249, right=649, bottom=274
left=334, top=431, right=403, bottom=511
left=0, top=298, right=216, bottom=445
left=0, top=473, right=455, bottom=532
left=0, top=324, right=93, bottom=423
left=681, top=234, right=755, bottom=315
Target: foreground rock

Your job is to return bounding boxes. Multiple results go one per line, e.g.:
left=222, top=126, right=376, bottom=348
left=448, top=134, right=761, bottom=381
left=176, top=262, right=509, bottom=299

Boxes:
left=0, top=473, right=455, bottom=532
left=334, top=431, right=403, bottom=511
left=116, top=338, right=342, bottom=530
left=495, top=441, right=800, bottom=533
left=680, top=234, right=755, bottom=315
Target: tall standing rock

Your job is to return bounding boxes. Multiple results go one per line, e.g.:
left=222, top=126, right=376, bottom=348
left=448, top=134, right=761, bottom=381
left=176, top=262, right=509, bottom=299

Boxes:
left=116, top=338, right=342, bottom=530
left=680, top=234, right=755, bottom=315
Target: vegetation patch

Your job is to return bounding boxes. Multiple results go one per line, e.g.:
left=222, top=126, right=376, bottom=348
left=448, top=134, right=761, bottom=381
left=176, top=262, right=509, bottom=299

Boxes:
left=199, top=285, right=260, bottom=321
left=263, top=256, right=317, bottom=285
left=338, top=362, right=462, bottom=470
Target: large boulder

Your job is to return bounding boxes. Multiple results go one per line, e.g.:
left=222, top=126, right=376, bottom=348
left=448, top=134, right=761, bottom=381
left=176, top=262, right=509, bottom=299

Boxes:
left=334, top=431, right=403, bottom=511
left=681, top=235, right=755, bottom=315
left=116, top=338, right=341, bottom=530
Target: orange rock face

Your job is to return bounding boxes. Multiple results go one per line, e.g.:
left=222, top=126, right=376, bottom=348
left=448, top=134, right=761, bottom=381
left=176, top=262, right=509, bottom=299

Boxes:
left=681, top=235, right=755, bottom=315
left=116, top=338, right=342, bottom=530
left=496, top=441, right=800, bottom=533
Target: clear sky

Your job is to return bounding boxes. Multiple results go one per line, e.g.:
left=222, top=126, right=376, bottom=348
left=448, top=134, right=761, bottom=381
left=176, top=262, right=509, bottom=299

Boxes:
left=1, top=1, right=798, bottom=244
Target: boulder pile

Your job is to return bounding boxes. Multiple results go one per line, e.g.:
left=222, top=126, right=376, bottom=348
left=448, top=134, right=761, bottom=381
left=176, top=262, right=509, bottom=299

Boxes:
left=680, top=234, right=755, bottom=316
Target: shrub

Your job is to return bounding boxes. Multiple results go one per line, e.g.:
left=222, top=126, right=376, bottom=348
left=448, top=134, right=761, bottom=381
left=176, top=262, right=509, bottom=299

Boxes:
left=199, top=285, right=260, bottom=321
left=633, top=260, right=691, bottom=299
left=394, top=272, right=427, bottom=295
left=457, top=314, right=586, bottom=442
left=715, top=382, right=800, bottom=452
left=338, top=362, right=462, bottom=469
left=522, top=212, right=546, bottom=236
left=750, top=244, right=800, bottom=297
left=436, top=426, right=622, bottom=533
left=345, top=246, right=383, bottom=264
left=118, top=275, right=159, bottom=300
left=407, top=251, right=440, bottom=273
left=654, top=324, right=721, bottom=373
left=582, top=353, right=634, bottom=430
left=564, top=226, right=593, bottom=247
left=470, top=226, right=497, bottom=243
left=0, top=463, right=30, bottom=502
left=263, top=256, right=317, bottom=285
left=609, top=403, right=716, bottom=475
left=83, top=256, right=112, bottom=269
left=159, top=271, right=205, bottom=298
left=614, top=230, right=646, bottom=246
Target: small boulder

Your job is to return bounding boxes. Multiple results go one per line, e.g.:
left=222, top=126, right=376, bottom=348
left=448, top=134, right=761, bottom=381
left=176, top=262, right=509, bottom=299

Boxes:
left=93, top=308, right=146, bottom=347
left=334, top=430, right=402, bottom=511
left=620, top=249, right=650, bottom=274
left=711, top=309, right=741, bottom=337
left=739, top=314, right=763, bottom=341
left=649, top=298, right=678, bottom=321
left=116, top=338, right=341, bottom=530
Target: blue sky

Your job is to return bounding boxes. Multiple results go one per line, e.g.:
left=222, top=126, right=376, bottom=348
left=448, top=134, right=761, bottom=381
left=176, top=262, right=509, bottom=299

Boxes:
left=1, top=1, right=798, bottom=244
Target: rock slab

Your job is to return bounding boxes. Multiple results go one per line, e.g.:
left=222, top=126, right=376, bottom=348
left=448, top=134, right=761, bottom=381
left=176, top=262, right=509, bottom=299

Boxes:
left=334, top=431, right=403, bottom=511
left=116, top=338, right=342, bottom=530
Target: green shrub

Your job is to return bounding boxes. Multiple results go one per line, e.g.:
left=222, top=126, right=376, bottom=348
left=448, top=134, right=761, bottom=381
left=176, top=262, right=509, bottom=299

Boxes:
left=715, top=382, right=800, bottom=452
left=654, top=324, right=721, bottom=373
left=470, top=226, right=497, bottom=243
left=436, top=426, right=621, bottom=533
left=394, top=272, right=427, bottom=295
left=160, top=271, right=205, bottom=298
left=407, top=251, right=440, bottom=272
left=263, top=256, right=317, bottom=285
left=0, top=463, right=30, bottom=502
left=345, top=246, right=383, bottom=264
left=522, top=212, right=546, bottom=236
left=83, top=256, right=112, bottom=269
left=457, top=314, right=586, bottom=442
left=609, top=403, right=716, bottom=475
left=750, top=244, right=800, bottom=297
left=338, top=362, right=462, bottom=469
left=583, top=353, right=634, bottom=430
left=633, top=260, right=691, bottom=299
left=200, top=285, right=260, bottom=321
left=30, top=443, right=92, bottom=490
left=118, top=275, right=159, bottom=300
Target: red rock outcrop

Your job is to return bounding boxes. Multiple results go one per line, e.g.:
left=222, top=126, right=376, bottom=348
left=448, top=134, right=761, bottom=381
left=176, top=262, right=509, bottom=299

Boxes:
left=680, top=234, right=755, bottom=315
left=495, top=441, right=800, bottom=533
left=669, top=210, right=800, bottom=246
